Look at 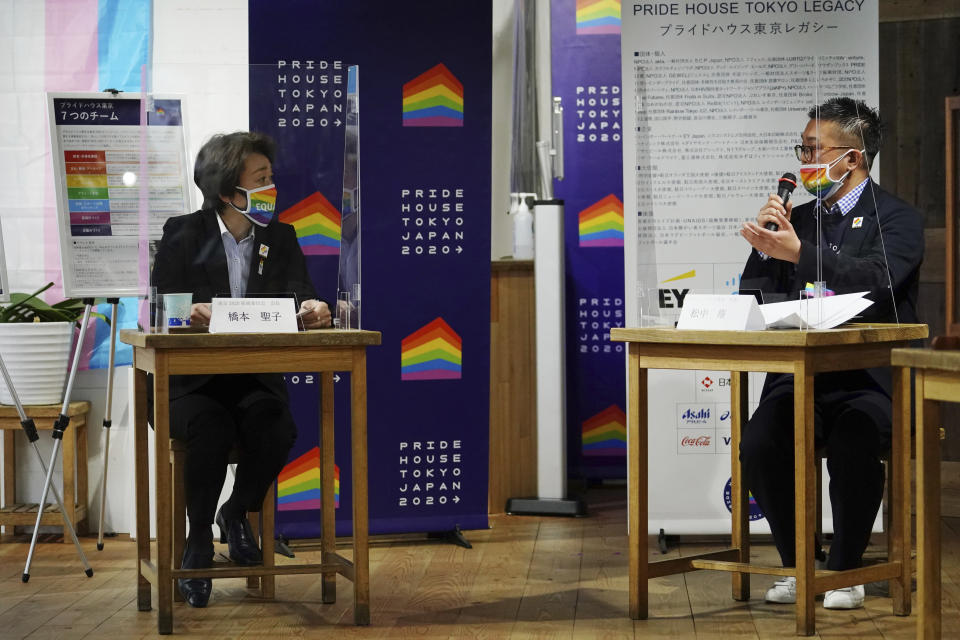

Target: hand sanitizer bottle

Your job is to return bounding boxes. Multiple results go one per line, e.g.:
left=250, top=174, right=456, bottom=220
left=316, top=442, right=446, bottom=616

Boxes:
left=513, top=194, right=534, bottom=259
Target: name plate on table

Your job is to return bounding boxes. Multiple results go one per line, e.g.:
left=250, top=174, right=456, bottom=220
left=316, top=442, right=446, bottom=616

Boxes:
left=677, top=294, right=765, bottom=331
left=209, top=297, right=298, bottom=334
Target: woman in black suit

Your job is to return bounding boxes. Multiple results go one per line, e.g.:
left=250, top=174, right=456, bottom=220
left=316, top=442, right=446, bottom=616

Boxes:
left=152, top=132, right=331, bottom=607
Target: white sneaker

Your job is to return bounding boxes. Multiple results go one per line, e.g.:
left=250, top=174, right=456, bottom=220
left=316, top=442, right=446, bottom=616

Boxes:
left=765, top=576, right=797, bottom=603
left=823, top=584, right=865, bottom=609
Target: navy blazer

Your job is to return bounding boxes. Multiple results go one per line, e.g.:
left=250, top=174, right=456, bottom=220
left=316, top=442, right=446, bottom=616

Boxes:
left=152, top=208, right=320, bottom=400
left=739, top=181, right=924, bottom=395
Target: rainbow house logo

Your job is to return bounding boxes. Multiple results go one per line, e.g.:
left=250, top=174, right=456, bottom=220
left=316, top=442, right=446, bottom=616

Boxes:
left=277, top=447, right=340, bottom=512
left=278, top=191, right=341, bottom=256
left=578, top=194, right=624, bottom=247
left=402, top=63, right=464, bottom=127
left=401, top=317, right=462, bottom=381
left=576, top=0, right=621, bottom=35
left=582, top=405, right=627, bottom=457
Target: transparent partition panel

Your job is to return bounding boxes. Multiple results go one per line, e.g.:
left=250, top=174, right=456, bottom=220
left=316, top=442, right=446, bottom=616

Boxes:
left=337, top=65, right=361, bottom=329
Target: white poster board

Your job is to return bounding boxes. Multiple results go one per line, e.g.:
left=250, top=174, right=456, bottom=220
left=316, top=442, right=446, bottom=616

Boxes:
left=621, top=3, right=880, bottom=533
left=47, top=92, right=192, bottom=298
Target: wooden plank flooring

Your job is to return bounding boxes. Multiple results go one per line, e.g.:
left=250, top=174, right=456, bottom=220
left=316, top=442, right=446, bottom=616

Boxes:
left=0, top=487, right=957, bottom=639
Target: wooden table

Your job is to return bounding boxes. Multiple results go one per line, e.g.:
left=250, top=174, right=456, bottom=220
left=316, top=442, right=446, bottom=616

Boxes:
left=119, top=329, right=381, bottom=634
left=0, top=401, right=90, bottom=539
left=610, top=323, right=927, bottom=636
left=891, top=347, right=960, bottom=639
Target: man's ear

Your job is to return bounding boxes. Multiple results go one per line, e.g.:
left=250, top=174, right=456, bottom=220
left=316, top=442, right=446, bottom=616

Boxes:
left=846, top=149, right=864, bottom=172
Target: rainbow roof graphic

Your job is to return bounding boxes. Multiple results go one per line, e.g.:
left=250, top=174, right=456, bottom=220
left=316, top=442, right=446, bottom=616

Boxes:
left=576, top=0, right=621, bottom=35
left=582, top=405, right=626, bottom=457
left=278, top=191, right=341, bottom=256
left=277, top=446, right=340, bottom=512
left=402, top=63, right=464, bottom=127
left=578, top=194, right=624, bottom=247
left=401, top=317, right=462, bottom=381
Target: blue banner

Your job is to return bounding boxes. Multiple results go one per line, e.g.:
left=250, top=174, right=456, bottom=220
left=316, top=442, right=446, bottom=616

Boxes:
left=249, top=0, right=492, bottom=536
left=552, top=0, right=627, bottom=479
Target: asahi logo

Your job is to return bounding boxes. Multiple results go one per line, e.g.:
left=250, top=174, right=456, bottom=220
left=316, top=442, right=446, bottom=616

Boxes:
left=681, top=407, right=710, bottom=424
left=681, top=435, right=711, bottom=448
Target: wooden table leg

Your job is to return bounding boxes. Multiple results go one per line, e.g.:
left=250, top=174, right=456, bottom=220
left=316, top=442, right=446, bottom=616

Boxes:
left=916, top=372, right=941, bottom=639
left=133, top=366, right=152, bottom=612
left=351, top=348, right=370, bottom=625
left=730, top=370, right=750, bottom=601
left=321, top=371, right=337, bottom=604
left=628, top=346, right=648, bottom=619
left=261, top=484, right=276, bottom=599
left=62, top=418, right=76, bottom=544
left=794, top=359, right=816, bottom=636
left=890, top=365, right=911, bottom=615
left=154, top=357, right=173, bottom=635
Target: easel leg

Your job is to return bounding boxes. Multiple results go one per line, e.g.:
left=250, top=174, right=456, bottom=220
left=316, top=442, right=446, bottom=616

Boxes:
left=97, top=298, right=120, bottom=550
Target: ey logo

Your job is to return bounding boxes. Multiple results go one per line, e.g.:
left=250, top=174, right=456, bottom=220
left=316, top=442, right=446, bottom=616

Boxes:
left=658, top=269, right=695, bottom=308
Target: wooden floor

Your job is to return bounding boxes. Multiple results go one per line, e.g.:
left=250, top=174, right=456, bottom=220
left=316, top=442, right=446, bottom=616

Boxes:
left=1, top=488, right=957, bottom=639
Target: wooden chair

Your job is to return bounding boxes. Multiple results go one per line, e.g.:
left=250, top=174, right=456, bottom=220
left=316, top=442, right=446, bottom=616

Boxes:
left=169, top=439, right=276, bottom=602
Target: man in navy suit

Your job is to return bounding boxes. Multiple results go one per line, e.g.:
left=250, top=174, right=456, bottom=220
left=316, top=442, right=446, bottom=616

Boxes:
left=737, top=98, right=924, bottom=610
left=152, top=132, right=331, bottom=607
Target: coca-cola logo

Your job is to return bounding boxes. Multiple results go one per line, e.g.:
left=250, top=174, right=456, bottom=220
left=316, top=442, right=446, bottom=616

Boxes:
left=681, top=435, right=711, bottom=447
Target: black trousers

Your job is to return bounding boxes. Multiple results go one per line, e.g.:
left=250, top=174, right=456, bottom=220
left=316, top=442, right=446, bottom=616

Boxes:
left=739, top=371, right=890, bottom=571
left=170, top=374, right=297, bottom=536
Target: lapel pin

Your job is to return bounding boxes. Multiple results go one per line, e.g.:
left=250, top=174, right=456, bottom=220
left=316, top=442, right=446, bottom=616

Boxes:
left=259, top=243, right=270, bottom=257
left=258, top=258, right=264, bottom=275
left=852, top=216, right=863, bottom=229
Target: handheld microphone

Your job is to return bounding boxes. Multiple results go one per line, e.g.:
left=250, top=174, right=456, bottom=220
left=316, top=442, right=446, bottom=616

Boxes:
left=765, top=172, right=797, bottom=231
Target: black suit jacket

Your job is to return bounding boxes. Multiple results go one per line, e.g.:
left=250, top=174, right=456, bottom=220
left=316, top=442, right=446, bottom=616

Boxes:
left=739, top=181, right=924, bottom=395
left=152, top=208, right=320, bottom=400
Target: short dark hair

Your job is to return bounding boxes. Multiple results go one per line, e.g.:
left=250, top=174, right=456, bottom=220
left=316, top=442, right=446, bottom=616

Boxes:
left=193, top=132, right=276, bottom=210
left=807, top=97, right=883, bottom=170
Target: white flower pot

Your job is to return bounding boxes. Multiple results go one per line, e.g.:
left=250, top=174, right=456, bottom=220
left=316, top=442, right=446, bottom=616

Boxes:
left=0, top=322, right=74, bottom=406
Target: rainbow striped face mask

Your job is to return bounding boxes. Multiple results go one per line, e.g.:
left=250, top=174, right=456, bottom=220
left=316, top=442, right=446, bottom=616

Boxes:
left=799, top=149, right=862, bottom=200
left=230, top=184, right=277, bottom=227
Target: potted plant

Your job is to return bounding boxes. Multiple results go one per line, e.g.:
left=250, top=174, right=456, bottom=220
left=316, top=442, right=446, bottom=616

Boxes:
left=0, top=282, right=103, bottom=405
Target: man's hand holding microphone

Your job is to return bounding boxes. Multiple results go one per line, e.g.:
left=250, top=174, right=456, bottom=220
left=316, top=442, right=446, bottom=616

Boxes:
left=740, top=173, right=801, bottom=264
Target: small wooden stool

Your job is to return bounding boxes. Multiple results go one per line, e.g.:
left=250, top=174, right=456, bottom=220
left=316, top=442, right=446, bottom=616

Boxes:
left=169, top=439, right=276, bottom=601
left=0, top=401, right=91, bottom=540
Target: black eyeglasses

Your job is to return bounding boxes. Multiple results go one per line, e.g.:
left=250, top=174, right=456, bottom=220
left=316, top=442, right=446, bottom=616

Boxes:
left=794, top=145, right=850, bottom=163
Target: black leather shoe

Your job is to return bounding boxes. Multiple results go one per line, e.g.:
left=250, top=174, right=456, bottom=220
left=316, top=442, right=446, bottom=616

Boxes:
left=216, top=506, right=262, bottom=566
left=178, top=537, right=213, bottom=608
